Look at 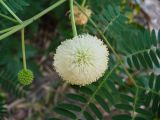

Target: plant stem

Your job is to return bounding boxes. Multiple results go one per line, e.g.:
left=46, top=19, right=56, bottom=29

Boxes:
left=0, top=0, right=66, bottom=40
left=0, top=13, right=18, bottom=23
left=81, top=0, right=87, bottom=7
left=70, top=0, right=77, bottom=37
left=0, top=0, right=27, bottom=70
left=0, top=25, right=18, bottom=34
left=0, top=0, right=22, bottom=23
left=21, top=28, right=27, bottom=70
left=132, top=87, right=139, bottom=120
left=74, top=1, right=137, bottom=87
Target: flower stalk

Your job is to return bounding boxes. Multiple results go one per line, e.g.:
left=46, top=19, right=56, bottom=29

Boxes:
left=69, top=0, right=77, bottom=37
left=0, top=0, right=27, bottom=70
left=21, top=28, right=27, bottom=70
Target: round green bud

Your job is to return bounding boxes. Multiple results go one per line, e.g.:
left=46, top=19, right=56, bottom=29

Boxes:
left=18, top=69, right=34, bottom=85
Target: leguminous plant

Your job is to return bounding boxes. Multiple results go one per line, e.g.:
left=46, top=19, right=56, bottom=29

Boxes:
left=0, top=0, right=159, bottom=120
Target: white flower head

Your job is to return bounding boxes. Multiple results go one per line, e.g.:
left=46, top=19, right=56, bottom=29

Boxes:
left=53, top=34, right=109, bottom=86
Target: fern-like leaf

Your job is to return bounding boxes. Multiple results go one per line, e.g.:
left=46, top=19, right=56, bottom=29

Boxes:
left=125, top=29, right=160, bottom=70
left=51, top=64, right=118, bottom=119
left=0, top=95, right=7, bottom=119
left=0, top=69, right=28, bottom=97
left=0, top=0, right=29, bottom=13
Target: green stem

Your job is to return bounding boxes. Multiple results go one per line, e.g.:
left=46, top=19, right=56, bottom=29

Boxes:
left=0, top=25, right=18, bottom=34
left=137, top=86, right=159, bottom=96
left=70, top=0, right=77, bottom=37
left=81, top=0, right=86, bottom=7
left=0, top=0, right=22, bottom=23
left=132, top=88, right=139, bottom=120
left=0, top=0, right=27, bottom=70
left=21, top=28, right=27, bottom=70
left=74, top=1, right=137, bottom=87
left=0, top=13, right=18, bottom=23
left=0, top=0, right=66, bottom=40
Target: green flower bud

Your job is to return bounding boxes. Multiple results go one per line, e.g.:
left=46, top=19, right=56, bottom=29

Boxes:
left=18, top=69, right=34, bottom=85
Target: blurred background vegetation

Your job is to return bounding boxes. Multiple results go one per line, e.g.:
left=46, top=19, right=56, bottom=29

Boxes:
left=0, top=0, right=160, bottom=120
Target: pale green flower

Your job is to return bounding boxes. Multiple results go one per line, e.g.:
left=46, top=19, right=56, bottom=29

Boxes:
left=53, top=34, right=109, bottom=86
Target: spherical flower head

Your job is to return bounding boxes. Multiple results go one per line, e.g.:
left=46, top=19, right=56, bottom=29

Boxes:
left=74, top=6, right=92, bottom=25
left=18, top=69, right=34, bottom=85
left=53, top=34, right=109, bottom=86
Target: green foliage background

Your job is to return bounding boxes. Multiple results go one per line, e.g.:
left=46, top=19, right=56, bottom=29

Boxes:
left=0, top=0, right=159, bottom=120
